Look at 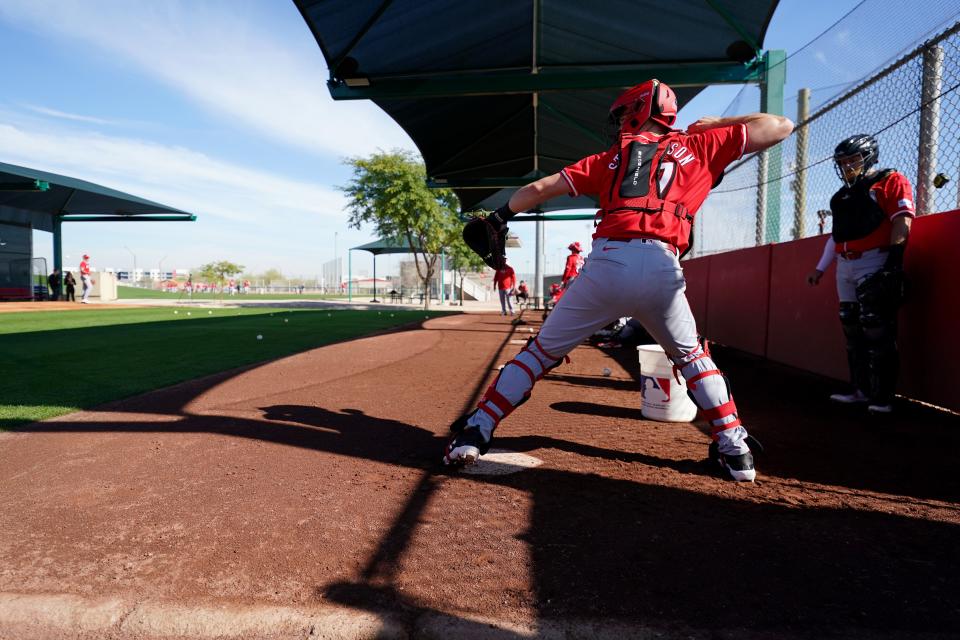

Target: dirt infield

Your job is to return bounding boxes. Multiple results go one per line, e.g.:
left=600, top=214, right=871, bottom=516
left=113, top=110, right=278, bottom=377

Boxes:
left=1, top=312, right=958, bottom=639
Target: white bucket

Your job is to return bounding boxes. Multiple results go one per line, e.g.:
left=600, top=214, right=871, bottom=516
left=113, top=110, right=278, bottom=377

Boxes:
left=636, top=344, right=698, bottom=422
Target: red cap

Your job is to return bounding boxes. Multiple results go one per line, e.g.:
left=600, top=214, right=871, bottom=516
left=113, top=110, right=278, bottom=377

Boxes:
left=82, top=254, right=90, bottom=259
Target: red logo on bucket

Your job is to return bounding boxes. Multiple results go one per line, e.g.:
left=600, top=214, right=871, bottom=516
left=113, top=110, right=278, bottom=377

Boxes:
left=640, top=376, right=672, bottom=402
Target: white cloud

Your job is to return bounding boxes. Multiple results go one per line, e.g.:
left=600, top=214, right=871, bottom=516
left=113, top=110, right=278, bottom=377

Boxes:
left=0, top=0, right=418, bottom=158
left=21, top=104, right=122, bottom=126
left=0, top=121, right=347, bottom=224
left=833, top=29, right=852, bottom=47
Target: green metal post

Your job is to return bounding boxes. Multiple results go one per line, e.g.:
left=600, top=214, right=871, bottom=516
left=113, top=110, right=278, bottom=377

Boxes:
left=53, top=215, right=63, bottom=275
left=760, top=49, right=786, bottom=244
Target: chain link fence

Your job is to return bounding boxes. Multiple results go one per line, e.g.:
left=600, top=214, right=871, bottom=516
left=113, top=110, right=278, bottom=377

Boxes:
left=694, top=20, right=960, bottom=257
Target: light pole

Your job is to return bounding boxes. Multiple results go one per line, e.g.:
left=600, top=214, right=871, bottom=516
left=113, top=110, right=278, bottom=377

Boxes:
left=334, top=231, right=339, bottom=294
left=124, top=245, right=137, bottom=283
left=158, top=254, right=168, bottom=281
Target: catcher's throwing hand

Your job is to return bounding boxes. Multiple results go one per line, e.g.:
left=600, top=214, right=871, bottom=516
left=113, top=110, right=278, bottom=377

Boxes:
left=806, top=269, right=823, bottom=286
left=686, top=116, right=723, bottom=134
left=463, top=206, right=511, bottom=270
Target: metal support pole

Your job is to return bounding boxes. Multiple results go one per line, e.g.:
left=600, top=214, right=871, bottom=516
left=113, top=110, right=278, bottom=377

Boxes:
left=440, top=251, right=445, bottom=304
left=793, top=88, right=810, bottom=240
left=52, top=216, right=63, bottom=275
left=534, top=217, right=544, bottom=309
left=917, top=43, right=943, bottom=216
left=759, top=49, right=786, bottom=244
left=348, top=250, right=352, bottom=302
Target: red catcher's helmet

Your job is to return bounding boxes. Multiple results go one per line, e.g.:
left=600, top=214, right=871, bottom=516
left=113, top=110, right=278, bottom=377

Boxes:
left=609, top=78, right=678, bottom=135
left=568, top=241, right=582, bottom=253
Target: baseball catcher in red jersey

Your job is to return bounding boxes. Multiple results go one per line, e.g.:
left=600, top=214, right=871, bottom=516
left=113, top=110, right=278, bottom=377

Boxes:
left=807, top=133, right=914, bottom=414
left=446, top=78, right=794, bottom=482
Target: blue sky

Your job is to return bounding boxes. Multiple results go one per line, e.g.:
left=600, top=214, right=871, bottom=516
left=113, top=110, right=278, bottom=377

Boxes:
left=0, top=0, right=940, bottom=279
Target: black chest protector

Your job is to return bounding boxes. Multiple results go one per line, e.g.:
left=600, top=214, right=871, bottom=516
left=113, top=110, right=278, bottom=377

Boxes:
left=600, top=134, right=691, bottom=221
left=830, top=169, right=894, bottom=243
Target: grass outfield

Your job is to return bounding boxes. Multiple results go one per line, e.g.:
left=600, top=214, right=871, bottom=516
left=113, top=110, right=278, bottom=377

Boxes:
left=117, top=285, right=343, bottom=301
left=1, top=307, right=453, bottom=429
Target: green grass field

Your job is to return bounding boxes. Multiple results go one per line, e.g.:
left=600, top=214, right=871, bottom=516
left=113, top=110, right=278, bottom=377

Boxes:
left=1, top=307, right=453, bottom=429
left=117, top=285, right=342, bottom=301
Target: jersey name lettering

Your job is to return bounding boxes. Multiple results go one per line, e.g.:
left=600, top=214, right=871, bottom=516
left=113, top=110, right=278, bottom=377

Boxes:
left=665, top=142, right=696, bottom=167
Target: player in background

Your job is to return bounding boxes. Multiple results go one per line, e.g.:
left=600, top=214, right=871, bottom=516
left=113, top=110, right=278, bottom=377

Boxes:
left=79, top=254, right=93, bottom=304
left=807, top=134, right=914, bottom=414
left=493, top=259, right=516, bottom=316
left=561, top=242, right=585, bottom=288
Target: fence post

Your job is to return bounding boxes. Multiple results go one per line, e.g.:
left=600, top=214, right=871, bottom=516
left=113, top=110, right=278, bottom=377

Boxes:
left=917, top=43, right=943, bottom=215
left=793, top=88, right=810, bottom=239
left=756, top=154, right=767, bottom=246
left=759, top=49, right=786, bottom=243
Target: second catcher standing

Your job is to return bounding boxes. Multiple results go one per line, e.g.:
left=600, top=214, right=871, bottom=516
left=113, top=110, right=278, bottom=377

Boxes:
left=807, top=133, right=914, bottom=413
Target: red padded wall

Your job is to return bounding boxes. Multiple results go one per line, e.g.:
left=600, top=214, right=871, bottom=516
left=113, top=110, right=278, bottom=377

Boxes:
left=767, top=236, right=847, bottom=380
left=680, top=256, right=710, bottom=334
left=896, top=210, right=960, bottom=409
left=705, top=245, right=771, bottom=356
left=682, top=209, right=960, bottom=411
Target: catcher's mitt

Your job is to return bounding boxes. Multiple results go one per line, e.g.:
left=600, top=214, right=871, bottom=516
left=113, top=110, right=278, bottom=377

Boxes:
left=463, top=214, right=508, bottom=270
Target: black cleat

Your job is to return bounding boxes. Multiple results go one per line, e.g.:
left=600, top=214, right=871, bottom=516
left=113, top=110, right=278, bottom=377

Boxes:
left=443, top=426, right=490, bottom=467
left=709, top=435, right=762, bottom=482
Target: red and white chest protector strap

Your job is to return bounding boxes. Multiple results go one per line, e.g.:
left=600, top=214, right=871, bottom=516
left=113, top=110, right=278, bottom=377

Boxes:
left=595, top=134, right=693, bottom=245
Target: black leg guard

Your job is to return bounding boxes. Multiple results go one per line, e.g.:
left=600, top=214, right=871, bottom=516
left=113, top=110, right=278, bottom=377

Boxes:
left=839, top=302, right=869, bottom=392
left=861, top=309, right=899, bottom=405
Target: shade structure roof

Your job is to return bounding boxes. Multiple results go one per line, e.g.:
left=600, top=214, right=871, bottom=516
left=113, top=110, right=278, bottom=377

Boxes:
left=351, top=237, right=423, bottom=255
left=0, top=161, right=195, bottom=232
left=296, top=0, right=780, bottom=212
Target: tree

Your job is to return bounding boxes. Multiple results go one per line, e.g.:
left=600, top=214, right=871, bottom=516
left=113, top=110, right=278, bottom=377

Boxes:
left=197, top=261, right=244, bottom=298
left=446, top=225, right=487, bottom=306
left=261, top=268, right=283, bottom=288
left=341, top=150, right=460, bottom=309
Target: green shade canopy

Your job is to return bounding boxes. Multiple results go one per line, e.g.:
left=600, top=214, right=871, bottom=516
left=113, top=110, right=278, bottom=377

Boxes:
left=295, top=0, right=780, bottom=212
left=0, top=160, right=195, bottom=231
left=351, top=237, right=423, bottom=255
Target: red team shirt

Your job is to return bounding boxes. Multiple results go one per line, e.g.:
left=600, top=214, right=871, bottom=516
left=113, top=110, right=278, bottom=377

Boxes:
left=834, top=172, right=915, bottom=253
left=494, top=265, right=516, bottom=290
left=561, top=124, right=748, bottom=254
left=79, top=260, right=91, bottom=276
left=562, top=253, right=584, bottom=284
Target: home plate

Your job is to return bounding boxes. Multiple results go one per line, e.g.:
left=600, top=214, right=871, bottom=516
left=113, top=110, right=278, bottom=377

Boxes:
left=460, top=449, right=543, bottom=476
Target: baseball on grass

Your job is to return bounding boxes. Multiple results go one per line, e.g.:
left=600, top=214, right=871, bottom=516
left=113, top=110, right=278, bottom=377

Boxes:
left=256, top=334, right=263, bottom=340
left=602, top=367, right=612, bottom=377
left=284, top=318, right=288, bottom=323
